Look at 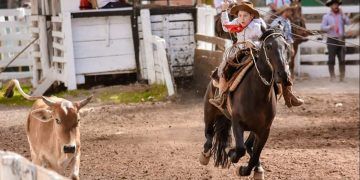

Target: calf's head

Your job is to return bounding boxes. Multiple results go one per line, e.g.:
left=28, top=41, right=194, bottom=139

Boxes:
left=32, top=95, right=92, bottom=154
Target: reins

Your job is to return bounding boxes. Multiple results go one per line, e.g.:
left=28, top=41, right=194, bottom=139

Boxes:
left=251, top=32, right=286, bottom=86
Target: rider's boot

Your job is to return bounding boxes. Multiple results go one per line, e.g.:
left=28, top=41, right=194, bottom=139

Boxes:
left=209, top=76, right=226, bottom=110
left=282, top=85, right=304, bottom=108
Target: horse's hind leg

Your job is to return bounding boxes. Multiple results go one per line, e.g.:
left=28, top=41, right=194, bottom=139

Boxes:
left=238, top=130, right=270, bottom=176
left=203, top=118, right=214, bottom=150
left=228, top=121, right=246, bottom=163
left=199, top=101, right=216, bottom=165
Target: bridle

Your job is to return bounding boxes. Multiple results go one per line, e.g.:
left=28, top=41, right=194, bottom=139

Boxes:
left=250, top=32, right=289, bottom=86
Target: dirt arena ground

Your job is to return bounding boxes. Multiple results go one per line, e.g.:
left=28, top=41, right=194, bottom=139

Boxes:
left=0, top=78, right=359, bottom=180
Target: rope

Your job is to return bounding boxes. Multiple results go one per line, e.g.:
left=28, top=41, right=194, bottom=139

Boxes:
left=256, top=8, right=360, bottom=48
left=263, top=15, right=355, bottom=48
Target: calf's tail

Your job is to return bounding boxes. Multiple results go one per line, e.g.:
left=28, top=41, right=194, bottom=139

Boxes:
left=3, top=79, right=39, bottom=100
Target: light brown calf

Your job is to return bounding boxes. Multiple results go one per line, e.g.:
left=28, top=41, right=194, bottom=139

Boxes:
left=4, top=79, right=92, bottom=180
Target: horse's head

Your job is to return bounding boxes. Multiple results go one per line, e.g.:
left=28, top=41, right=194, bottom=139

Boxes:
left=260, top=26, right=291, bottom=85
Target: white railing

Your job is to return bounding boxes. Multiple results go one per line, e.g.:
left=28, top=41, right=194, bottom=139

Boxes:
left=297, top=6, right=359, bottom=78
left=31, top=12, right=77, bottom=96
left=0, top=8, right=32, bottom=81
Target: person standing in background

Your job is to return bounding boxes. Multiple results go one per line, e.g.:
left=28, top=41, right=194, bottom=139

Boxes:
left=321, top=0, right=350, bottom=82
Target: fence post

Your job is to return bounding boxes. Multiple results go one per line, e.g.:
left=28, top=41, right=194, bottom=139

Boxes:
left=196, top=6, right=216, bottom=50
left=38, top=15, right=49, bottom=75
left=62, top=12, right=77, bottom=90
left=140, top=9, right=156, bottom=84
left=153, top=36, right=175, bottom=96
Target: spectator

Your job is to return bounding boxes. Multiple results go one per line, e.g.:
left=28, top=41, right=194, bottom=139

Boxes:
left=321, top=0, right=350, bottom=82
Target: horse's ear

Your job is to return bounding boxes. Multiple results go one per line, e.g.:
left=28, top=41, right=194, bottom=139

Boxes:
left=261, top=25, right=266, bottom=33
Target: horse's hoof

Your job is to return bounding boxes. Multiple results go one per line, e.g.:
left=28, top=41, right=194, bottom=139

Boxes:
left=227, top=149, right=237, bottom=163
left=238, top=166, right=251, bottom=176
left=253, top=166, right=265, bottom=180
left=71, top=174, right=79, bottom=180
left=199, top=151, right=211, bottom=165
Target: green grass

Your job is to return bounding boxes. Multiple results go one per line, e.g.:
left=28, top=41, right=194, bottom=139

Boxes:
left=0, top=84, right=168, bottom=106
left=98, top=84, right=168, bottom=104
left=0, top=85, right=33, bottom=106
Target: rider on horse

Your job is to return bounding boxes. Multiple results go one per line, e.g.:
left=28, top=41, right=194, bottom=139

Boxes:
left=209, top=1, right=304, bottom=110
left=270, top=4, right=304, bottom=107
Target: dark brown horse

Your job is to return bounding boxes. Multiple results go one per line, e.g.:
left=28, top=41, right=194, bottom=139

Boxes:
left=289, top=0, right=313, bottom=78
left=199, top=27, right=291, bottom=178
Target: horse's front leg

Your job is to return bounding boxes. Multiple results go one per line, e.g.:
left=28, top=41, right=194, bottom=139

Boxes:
left=227, top=121, right=246, bottom=163
left=238, top=130, right=270, bottom=176
left=245, top=132, right=255, bottom=155
left=245, top=133, right=265, bottom=180
left=290, top=43, right=299, bottom=79
left=199, top=118, right=214, bottom=165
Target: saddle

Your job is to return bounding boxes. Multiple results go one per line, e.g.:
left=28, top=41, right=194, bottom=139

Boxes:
left=211, top=49, right=256, bottom=119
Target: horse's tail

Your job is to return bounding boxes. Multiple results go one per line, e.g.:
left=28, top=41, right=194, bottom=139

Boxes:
left=3, top=79, right=39, bottom=100
left=212, top=117, right=232, bottom=168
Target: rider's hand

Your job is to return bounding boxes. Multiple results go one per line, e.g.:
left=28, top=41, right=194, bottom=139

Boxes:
left=221, top=0, right=229, bottom=11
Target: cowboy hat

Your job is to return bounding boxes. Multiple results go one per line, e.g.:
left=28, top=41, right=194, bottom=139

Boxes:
left=230, top=1, right=260, bottom=18
left=325, top=0, right=342, bottom=6
left=275, top=4, right=297, bottom=15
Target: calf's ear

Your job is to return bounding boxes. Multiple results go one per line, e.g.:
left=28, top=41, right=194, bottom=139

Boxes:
left=75, top=95, right=93, bottom=110
left=30, top=108, right=53, bottom=122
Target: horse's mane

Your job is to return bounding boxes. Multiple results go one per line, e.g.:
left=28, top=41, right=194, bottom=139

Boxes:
left=259, top=26, right=284, bottom=41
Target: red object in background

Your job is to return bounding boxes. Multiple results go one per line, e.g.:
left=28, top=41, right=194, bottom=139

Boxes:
left=223, top=24, right=245, bottom=33
left=80, top=0, right=92, bottom=9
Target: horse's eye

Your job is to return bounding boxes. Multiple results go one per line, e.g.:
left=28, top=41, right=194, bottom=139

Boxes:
left=55, top=118, right=61, bottom=124
left=266, top=45, right=271, bottom=50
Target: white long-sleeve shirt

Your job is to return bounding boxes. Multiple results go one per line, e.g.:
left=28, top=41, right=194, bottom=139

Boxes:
left=221, top=11, right=266, bottom=48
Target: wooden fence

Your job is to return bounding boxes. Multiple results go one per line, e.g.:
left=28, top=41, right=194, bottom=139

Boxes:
left=0, top=8, right=32, bottom=81
left=138, top=7, right=196, bottom=77
left=193, top=34, right=231, bottom=93
left=0, top=150, right=66, bottom=180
